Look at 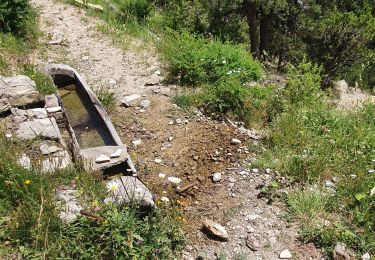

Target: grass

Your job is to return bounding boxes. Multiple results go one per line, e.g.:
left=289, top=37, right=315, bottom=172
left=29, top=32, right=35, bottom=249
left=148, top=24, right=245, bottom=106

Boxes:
left=93, top=85, right=119, bottom=111
left=23, top=66, right=57, bottom=95
left=0, top=131, right=185, bottom=258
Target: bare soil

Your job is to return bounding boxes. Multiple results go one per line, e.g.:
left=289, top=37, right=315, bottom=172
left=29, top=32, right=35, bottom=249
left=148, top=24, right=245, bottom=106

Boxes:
left=30, top=0, right=323, bottom=259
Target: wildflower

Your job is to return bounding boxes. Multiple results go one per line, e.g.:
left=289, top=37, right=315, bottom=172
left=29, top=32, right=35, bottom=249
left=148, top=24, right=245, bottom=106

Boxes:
left=24, top=179, right=31, bottom=185
left=155, top=248, right=161, bottom=254
left=176, top=199, right=181, bottom=204
left=177, top=216, right=182, bottom=221
left=92, top=200, right=100, bottom=208
left=158, top=173, right=166, bottom=179
left=103, top=219, right=109, bottom=225
left=368, top=169, right=375, bottom=173
left=135, top=240, right=143, bottom=246
left=371, top=186, right=375, bottom=197
left=226, top=71, right=232, bottom=75
left=222, top=60, right=227, bottom=64
left=160, top=196, right=170, bottom=203
left=107, top=182, right=119, bottom=192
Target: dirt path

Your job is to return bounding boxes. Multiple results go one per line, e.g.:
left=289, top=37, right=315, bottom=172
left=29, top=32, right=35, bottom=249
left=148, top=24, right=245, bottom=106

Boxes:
left=32, top=0, right=166, bottom=96
left=30, top=1, right=322, bottom=259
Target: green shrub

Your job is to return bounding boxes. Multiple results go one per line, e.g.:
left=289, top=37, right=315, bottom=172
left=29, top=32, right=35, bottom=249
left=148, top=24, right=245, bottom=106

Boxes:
left=203, top=76, right=275, bottom=126
left=114, top=0, right=153, bottom=23
left=160, top=31, right=263, bottom=86
left=0, top=0, right=37, bottom=38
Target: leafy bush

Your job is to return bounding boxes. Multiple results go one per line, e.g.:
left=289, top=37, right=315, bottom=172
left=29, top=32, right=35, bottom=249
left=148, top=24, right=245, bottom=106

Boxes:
left=160, top=31, right=263, bottom=86
left=0, top=0, right=37, bottom=38
left=113, top=0, right=153, bottom=23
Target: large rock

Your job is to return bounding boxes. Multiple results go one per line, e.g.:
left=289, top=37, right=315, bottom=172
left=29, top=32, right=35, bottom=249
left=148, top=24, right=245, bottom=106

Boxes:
left=41, top=150, right=72, bottom=172
left=333, top=243, right=354, bottom=260
left=104, top=176, right=154, bottom=210
left=121, top=94, right=141, bottom=107
left=45, top=94, right=59, bottom=108
left=0, top=75, right=43, bottom=107
left=0, top=98, right=11, bottom=114
left=16, top=118, right=62, bottom=141
left=80, top=145, right=129, bottom=171
left=202, top=219, right=229, bottom=241
left=56, top=185, right=83, bottom=222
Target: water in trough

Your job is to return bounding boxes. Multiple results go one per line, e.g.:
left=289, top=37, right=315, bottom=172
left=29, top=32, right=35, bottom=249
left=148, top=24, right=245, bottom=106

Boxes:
left=58, top=83, right=115, bottom=149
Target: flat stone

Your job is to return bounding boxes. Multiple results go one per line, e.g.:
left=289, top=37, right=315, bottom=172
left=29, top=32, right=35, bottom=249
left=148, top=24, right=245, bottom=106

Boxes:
left=18, top=154, right=31, bottom=169
left=202, top=219, right=229, bottom=241
left=121, top=94, right=141, bottom=107
left=95, top=154, right=110, bottom=163
left=27, top=108, right=48, bottom=119
left=279, top=249, right=292, bottom=259
left=104, top=176, right=154, bottom=210
left=45, top=94, right=59, bottom=108
left=56, top=185, right=83, bottom=222
left=0, top=98, right=11, bottom=114
left=362, top=253, right=371, bottom=260
left=40, top=143, right=59, bottom=155
left=16, top=118, right=62, bottom=141
left=48, top=38, right=63, bottom=45
left=139, top=99, right=151, bottom=109
left=80, top=146, right=129, bottom=171
left=41, top=150, right=72, bottom=173
left=0, top=75, right=43, bottom=107
left=110, top=149, right=122, bottom=158
left=46, top=106, right=62, bottom=113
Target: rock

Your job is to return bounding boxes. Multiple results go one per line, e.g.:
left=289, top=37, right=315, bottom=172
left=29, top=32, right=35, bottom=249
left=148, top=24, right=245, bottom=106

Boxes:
left=0, top=75, right=43, bottom=107
left=238, top=126, right=262, bottom=140
left=362, top=252, right=371, bottom=260
left=246, top=235, right=261, bottom=251
left=16, top=118, right=62, bottom=141
left=279, top=249, right=292, bottom=259
left=95, top=154, right=110, bottom=163
left=18, top=154, right=31, bottom=169
left=231, top=138, right=242, bottom=145
left=252, top=168, right=259, bottom=173
left=132, top=139, right=142, bottom=146
left=167, top=176, right=182, bottom=184
left=104, top=176, right=154, bottom=210
left=325, top=179, right=335, bottom=188
left=154, top=70, right=161, bottom=76
left=154, top=158, right=162, bottom=164
left=48, top=38, right=63, bottom=45
left=56, top=185, right=83, bottom=222
left=158, top=173, right=166, bottom=179
left=0, top=98, right=11, bottom=114
left=40, top=143, right=59, bottom=155
left=45, top=94, right=59, bottom=108
left=108, top=78, right=117, bottom=84
left=168, top=136, right=173, bottom=142
left=41, top=150, right=72, bottom=172
left=80, top=146, right=129, bottom=171
left=212, top=172, right=222, bottom=182
left=139, top=99, right=151, bottom=109
left=110, top=149, right=122, bottom=158
left=333, top=243, right=354, bottom=260
left=202, top=219, right=229, bottom=241
left=228, top=177, right=236, bottom=183
left=145, top=74, right=160, bottom=86
left=46, top=106, right=62, bottom=113
left=121, top=94, right=141, bottom=107
left=27, top=108, right=48, bottom=119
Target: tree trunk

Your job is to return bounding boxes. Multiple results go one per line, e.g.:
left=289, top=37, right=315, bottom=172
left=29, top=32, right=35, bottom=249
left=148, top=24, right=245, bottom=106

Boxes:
left=259, top=13, right=270, bottom=59
left=245, top=0, right=258, bottom=57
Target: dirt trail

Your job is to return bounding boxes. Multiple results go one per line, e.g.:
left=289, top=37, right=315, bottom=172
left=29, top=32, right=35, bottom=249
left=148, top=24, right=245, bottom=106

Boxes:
left=32, top=0, right=165, bottom=96
left=30, top=1, right=322, bottom=259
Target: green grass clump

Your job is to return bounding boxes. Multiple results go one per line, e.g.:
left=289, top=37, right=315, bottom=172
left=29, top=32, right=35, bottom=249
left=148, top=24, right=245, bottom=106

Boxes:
left=23, top=66, right=57, bottom=95
left=256, top=60, right=375, bottom=255
left=160, top=31, right=263, bottom=86
left=93, top=85, right=118, bottom=111
left=0, top=133, right=185, bottom=258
